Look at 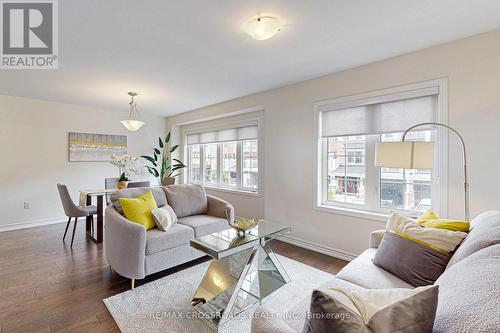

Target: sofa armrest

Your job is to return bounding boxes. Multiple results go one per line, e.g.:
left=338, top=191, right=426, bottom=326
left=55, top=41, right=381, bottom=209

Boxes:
left=104, top=205, right=147, bottom=279
left=251, top=309, right=297, bottom=333
left=369, top=230, right=385, bottom=248
left=206, top=194, right=234, bottom=224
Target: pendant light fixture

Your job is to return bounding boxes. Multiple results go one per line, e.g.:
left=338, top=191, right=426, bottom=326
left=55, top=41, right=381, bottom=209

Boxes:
left=121, top=91, right=145, bottom=132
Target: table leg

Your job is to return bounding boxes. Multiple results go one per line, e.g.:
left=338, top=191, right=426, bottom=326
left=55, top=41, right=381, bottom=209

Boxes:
left=86, top=195, right=92, bottom=236
left=96, top=195, right=103, bottom=243
left=191, top=247, right=258, bottom=328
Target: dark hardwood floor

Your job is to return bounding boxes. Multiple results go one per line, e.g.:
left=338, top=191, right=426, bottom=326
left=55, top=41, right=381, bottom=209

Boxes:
left=0, top=222, right=347, bottom=333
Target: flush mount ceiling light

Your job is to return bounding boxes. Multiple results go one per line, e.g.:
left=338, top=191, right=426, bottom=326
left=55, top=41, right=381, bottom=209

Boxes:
left=246, top=16, right=281, bottom=40
left=121, top=91, right=145, bottom=132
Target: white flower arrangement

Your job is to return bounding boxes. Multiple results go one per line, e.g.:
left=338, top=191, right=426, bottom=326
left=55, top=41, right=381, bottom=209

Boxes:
left=110, top=154, right=139, bottom=177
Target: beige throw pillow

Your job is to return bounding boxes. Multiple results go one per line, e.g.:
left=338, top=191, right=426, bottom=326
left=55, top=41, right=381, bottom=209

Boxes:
left=151, top=205, right=177, bottom=232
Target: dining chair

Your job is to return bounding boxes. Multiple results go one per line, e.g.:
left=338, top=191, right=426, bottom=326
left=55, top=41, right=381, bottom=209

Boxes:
left=57, top=184, right=97, bottom=248
left=105, top=177, right=119, bottom=205
left=127, top=181, right=150, bottom=188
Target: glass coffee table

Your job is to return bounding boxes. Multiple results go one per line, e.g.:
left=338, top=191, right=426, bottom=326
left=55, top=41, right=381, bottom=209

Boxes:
left=190, top=220, right=291, bottom=330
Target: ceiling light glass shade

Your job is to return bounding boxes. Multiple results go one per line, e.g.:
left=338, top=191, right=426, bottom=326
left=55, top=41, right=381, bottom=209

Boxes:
left=246, top=16, right=281, bottom=40
left=120, top=119, right=145, bottom=132
left=121, top=91, right=145, bottom=132
left=375, top=141, right=434, bottom=169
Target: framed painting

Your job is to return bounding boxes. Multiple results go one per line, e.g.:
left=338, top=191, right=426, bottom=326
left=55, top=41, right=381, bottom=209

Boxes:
left=68, top=132, right=127, bottom=162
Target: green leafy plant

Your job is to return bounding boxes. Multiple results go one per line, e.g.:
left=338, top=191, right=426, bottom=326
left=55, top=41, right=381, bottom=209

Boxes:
left=119, top=172, right=129, bottom=181
left=141, top=132, right=186, bottom=185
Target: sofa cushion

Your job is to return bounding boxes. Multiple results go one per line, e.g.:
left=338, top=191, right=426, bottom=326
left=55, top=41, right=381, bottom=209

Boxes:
left=145, top=223, right=194, bottom=255
left=433, top=244, right=500, bottom=333
left=336, top=248, right=413, bottom=289
left=446, top=210, right=500, bottom=269
left=302, top=285, right=439, bottom=333
left=254, top=277, right=360, bottom=333
left=178, top=215, right=228, bottom=237
left=110, top=187, right=167, bottom=215
left=163, top=184, right=208, bottom=218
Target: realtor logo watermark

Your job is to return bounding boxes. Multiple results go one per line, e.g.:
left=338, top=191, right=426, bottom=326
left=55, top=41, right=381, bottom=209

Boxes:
left=1, top=0, right=58, bottom=69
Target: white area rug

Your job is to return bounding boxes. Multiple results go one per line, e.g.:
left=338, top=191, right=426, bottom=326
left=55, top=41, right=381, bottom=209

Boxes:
left=103, top=255, right=334, bottom=332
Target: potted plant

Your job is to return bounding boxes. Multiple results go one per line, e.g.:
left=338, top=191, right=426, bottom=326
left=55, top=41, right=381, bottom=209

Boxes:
left=141, top=132, right=186, bottom=186
left=117, top=172, right=129, bottom=189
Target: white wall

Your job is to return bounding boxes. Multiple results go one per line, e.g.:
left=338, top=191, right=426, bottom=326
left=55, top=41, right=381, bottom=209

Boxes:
left=0, top=95, right=166, bottom=230
left=166, top=29, right=500, bottom=258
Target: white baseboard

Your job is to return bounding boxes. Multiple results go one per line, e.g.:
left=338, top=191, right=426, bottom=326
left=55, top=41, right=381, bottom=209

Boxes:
left=279, top=235, right=358, bottom=262
left=0, top=217, right=67, bottom=232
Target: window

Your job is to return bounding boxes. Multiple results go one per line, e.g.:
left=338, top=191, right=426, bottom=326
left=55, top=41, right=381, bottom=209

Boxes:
left=326, top=136, right=366, bottom=205
left=242, top=140, right=258, bottom=191
left=185, top=125, right=259, bottom=193
left=222, top=142, right=238, bottom=186
left=187, top=144, right=201, bottom=183
left=203, top=143, right=218, bottom=185
left=318, top=84, right=441, bottom=216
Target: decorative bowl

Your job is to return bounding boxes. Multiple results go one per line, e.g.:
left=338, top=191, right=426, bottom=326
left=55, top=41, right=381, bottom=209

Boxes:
left=230, top=217, right=260, bottom=237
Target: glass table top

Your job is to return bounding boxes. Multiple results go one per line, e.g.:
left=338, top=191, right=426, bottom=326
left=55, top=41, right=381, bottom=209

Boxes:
left=190, top=220, right=291, bottom=259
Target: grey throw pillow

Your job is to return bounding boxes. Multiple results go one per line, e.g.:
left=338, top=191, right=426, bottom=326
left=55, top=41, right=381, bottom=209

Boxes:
left=372, top=213, right=467, bottom=286
left=302, top=285, right=439, bottom=333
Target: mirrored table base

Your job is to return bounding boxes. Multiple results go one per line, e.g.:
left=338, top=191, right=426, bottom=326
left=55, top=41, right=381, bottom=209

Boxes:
left=191, top=242, right=290, bottom=331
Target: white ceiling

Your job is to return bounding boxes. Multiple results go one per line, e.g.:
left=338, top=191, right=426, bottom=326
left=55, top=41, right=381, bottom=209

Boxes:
left=2, top=0, right=500, bottom=116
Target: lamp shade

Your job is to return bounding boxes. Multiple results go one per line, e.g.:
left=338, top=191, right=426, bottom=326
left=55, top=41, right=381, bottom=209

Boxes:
left=120, top=119, right=144, bottom=132
left=375, top=141, right=434, bottom=169
left=246, top=16, right=281, bottom=40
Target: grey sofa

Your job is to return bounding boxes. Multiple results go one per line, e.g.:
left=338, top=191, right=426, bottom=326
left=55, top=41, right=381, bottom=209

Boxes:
left=252, top=211, right=500, bottom=333
left=105, top=184, right=234, bottom=287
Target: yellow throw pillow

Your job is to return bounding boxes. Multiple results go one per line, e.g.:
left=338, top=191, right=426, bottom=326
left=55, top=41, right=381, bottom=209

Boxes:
left=416, top=210, right=470, bottom=232
left=119, top=191, right=158, bottom=230
left=416, top=210, right=439, bottom=222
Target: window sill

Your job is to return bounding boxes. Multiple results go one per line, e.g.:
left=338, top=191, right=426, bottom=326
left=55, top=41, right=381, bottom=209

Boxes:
left=314, top=204, right=389, bottom=223
left=202, top=185, right=261, bottom=198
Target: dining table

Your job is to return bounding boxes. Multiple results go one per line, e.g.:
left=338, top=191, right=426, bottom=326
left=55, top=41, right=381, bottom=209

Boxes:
left=79, top=189, right=116, bottom=243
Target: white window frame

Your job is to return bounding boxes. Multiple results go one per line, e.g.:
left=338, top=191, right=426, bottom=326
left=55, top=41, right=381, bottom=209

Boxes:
left=183, top=121, right=260, bottom=195
left=313, top=79, right=449, bottom=222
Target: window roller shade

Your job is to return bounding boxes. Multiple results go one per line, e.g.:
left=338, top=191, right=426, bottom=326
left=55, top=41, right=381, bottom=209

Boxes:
left=321, top=91, right=437, bottom=138
left=187, top=125, right=258, bottom=145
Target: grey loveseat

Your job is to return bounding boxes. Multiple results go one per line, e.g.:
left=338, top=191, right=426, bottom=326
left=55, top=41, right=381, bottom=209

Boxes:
left=252, top=211, right=500, bottom=333
left=105, top=184, right=234, bottom=287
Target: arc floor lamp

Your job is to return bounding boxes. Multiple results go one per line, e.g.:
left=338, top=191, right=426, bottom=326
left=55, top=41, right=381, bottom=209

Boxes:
left=375, top=122, right=469, bottom=221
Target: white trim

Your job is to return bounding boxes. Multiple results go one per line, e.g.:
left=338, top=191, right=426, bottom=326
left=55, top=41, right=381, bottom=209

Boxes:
left=313, top=78, right=449, bottom=218
left=204, top=185, right=261, bottom=197
left=184, top=119, right=259, bottom=138
left=0, top=217, right=67, bottom=232
left=315, top=80, right=443, bottom=110
left=280, top=235, right=357, bottom=262
left=314, top=204, right=388, bottom=223
left=175, top=105, right=265, bottom=126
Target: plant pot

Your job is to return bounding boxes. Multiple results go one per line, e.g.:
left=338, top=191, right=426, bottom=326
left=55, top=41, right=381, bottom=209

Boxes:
left=162, top=177, right=176, bottom=186
left=117, top=180, right=129, bottom=189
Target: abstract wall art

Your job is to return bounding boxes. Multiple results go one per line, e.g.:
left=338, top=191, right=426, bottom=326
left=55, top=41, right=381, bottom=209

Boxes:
left=68, top=132, right=127, bottom=162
